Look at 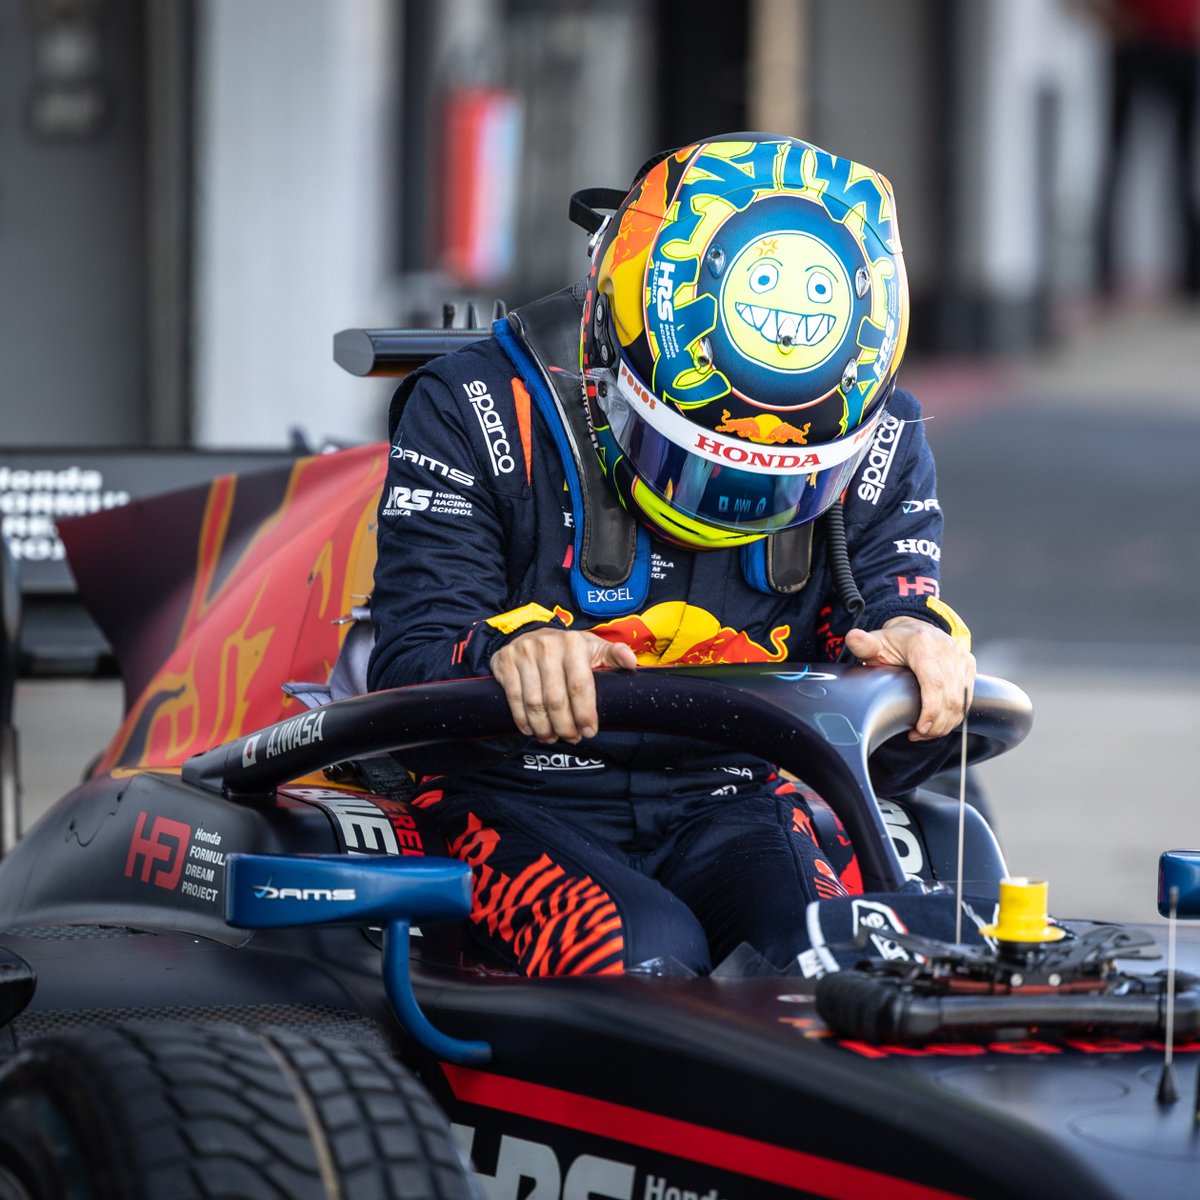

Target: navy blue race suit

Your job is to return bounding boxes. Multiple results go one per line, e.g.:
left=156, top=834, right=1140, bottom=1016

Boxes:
left=368, top=331, right=962, bottom=976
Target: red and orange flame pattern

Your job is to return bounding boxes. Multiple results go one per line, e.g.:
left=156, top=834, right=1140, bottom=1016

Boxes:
left=92, top=446, right=386, bottom=773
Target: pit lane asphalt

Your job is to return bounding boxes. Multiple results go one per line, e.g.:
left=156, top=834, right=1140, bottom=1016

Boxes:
left=14, top=300, right=1200, bottom=927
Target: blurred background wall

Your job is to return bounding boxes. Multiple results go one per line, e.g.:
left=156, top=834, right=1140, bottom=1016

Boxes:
left=1, top=0, right=1159, bottom=451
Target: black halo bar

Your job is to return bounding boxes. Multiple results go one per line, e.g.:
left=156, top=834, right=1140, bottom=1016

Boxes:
left=180, top=666, right=1032, bottom=896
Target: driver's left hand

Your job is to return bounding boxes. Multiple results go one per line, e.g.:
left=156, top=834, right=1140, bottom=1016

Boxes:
left=844, top=617, right=976, bottom=741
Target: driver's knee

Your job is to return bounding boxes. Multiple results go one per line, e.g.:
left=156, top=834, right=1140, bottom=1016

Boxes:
left=458, top=875, right=712, bottom=978
left=622, top=892, right=713, bottom=976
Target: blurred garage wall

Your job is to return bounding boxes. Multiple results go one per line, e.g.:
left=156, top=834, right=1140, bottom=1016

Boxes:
left=194, top=0, right=400, bottom=448
left=0, top=0, right=152, bottom=446
left=0, top=0, right=1113, bottom=452
left=806, top=0, right=1107, bottom=355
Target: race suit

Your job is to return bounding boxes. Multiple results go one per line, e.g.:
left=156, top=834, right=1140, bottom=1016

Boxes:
left=367, top=330, right=960, bottom=977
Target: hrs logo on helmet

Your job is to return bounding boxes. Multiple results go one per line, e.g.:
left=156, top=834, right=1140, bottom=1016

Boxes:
left=639, top=139, right=904, bottom=436
left=653, top=259, right=676, bottom=322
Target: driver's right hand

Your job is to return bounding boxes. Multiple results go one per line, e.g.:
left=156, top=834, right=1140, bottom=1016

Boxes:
left=490, top=628, right=638, bottom=744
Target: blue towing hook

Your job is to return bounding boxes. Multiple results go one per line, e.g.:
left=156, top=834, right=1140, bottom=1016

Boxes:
left=225, top=853, right=491, bottom=1064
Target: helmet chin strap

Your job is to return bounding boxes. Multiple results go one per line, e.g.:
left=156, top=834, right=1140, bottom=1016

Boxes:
left=568, top=188, right=627, bottom=236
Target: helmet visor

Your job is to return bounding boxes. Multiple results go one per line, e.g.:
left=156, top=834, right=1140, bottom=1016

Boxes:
left=591, top=358, right=887, bottom=535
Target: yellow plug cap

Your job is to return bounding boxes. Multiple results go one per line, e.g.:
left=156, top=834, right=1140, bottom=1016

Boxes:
left=979, top=877, right=1066, bottom=943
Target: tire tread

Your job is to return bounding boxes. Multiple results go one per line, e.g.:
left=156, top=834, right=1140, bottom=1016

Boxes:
left=0, top=1022, right=476, bottom=1200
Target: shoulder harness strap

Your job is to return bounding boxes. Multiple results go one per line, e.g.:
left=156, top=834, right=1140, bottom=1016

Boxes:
left=741, top=526, right=813, bottom=595
left=495, top=285, right=652, bottom=617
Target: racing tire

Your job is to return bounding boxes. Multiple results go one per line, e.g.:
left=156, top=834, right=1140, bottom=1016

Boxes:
left=0, top=1022, right=477, bottom=1200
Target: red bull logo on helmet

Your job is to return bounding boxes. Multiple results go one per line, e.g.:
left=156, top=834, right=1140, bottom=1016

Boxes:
left=715, top=411, right=811, bottom=445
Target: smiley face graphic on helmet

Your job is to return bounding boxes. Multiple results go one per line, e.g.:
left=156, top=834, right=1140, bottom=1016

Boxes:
left=719, top=232, right=853, bottom=374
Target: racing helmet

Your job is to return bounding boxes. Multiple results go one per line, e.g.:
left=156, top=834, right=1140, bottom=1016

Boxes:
left=580, top=134, right=909, bottom=550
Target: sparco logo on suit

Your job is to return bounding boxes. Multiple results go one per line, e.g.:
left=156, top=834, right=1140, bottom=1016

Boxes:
left=464, top=380, right=516, bottom=475
left=856, top=414, right=904, bottom=505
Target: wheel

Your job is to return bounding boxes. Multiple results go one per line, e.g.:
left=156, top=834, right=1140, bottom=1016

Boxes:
left=0, top=1022, right=477, bottom=1200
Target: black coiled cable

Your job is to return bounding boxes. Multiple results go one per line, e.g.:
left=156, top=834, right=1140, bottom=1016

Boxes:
left=823, top=503, right=865, bottom=662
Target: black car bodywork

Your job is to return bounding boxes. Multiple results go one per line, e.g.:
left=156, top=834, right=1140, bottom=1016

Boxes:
left=1, top=613, right=1197, bottom=1199
left=2, top=328, right=1198, bottom=1197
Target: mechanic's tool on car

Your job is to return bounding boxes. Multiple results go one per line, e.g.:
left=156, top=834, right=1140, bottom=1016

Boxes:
left=814, top=872, right=1200, bottom=1045
left=226, top=853, right=492, bottom=1064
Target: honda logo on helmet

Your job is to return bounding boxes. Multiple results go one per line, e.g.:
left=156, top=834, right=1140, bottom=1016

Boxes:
left=692, top=434, right=821, bottom=471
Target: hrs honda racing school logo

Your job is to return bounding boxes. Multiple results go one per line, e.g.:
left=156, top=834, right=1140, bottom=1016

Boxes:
left=383, top=485, right=433, bottom=516
left=384, top=445, right=477, bottom=518
left=464, top=379, right=516, bottom=476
